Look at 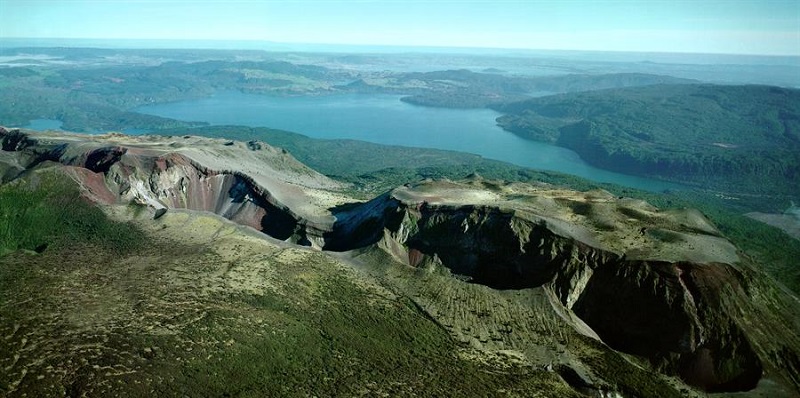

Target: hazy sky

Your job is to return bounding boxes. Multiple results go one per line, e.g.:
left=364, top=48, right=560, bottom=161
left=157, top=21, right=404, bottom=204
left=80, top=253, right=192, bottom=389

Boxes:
left=1, top=0, right=798, bottom=55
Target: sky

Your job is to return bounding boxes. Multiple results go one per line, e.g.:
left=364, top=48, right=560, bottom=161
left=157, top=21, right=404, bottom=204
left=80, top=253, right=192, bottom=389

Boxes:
left=0, top=0, right=798, bottom=56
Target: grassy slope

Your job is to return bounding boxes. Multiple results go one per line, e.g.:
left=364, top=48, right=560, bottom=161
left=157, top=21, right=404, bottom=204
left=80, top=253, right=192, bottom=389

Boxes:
left=353, top=247, right=686, bottom=398
left=0, top=174, right=682, bottom=397
left=0, top=192, right=584, bottom=397
left=0, top=172, right=146, bottom=255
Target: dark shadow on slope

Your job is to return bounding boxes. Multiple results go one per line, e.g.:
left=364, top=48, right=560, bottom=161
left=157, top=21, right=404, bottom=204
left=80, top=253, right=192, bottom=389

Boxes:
left=320, top=193, right=765, bottom=393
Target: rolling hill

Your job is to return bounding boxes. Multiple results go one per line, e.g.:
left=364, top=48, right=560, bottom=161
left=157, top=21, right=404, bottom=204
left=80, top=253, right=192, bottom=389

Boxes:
left=493, top=84, right=800, bottom=196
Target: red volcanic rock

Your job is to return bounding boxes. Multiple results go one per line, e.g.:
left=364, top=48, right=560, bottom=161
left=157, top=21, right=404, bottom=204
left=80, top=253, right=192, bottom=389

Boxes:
left=0, top=130, right=345, bottom=247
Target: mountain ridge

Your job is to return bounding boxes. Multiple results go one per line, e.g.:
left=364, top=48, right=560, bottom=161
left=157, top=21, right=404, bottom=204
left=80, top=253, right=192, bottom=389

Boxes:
left=1, top=128, right=799, bottom=395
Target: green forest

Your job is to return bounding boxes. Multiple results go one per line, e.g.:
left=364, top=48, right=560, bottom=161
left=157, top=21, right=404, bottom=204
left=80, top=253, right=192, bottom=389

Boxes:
left=493, top=84, right=800, bottom=196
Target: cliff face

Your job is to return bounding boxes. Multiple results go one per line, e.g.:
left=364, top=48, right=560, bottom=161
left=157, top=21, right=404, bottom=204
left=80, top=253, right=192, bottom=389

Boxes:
left=0, top=128, right=345, bottom=246
left=327, top=179, right=800, bottom=393
left=80, top=150, right=302, bottom=239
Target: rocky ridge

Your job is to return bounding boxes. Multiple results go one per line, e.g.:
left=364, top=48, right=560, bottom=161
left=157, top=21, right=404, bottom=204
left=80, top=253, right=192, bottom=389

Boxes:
left=328, top=178, right=800, bottom=393
left=0, top=127, right=347, bottom=247
left=2, top=127, right=799, bottom=395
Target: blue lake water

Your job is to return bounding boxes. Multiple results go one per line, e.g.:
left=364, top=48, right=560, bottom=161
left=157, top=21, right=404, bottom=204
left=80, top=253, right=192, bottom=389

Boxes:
left=24, top=119, right=148, bottom=135
left=26, top=119, right=63, bottom=131
left=131, top=91, right=681, bottom=192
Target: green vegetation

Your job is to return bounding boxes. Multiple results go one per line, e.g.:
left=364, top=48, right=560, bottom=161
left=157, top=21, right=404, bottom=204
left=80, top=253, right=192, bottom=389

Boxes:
left=0, top=56, right=349, bottom=131
left=575, top=337, right=684, bottom=398
left=0, top=172, right=145, bottom=255
left=0, top=84, right=207, bottom=131
left=0, top=67, right=38, bottom=78
left=353, top=247, right=687, bottom=397
left=494, top=84, right=800, bottom=196
left=175, top=276, right=574, bottom=397
left=0, top=211, right=581, bottom=397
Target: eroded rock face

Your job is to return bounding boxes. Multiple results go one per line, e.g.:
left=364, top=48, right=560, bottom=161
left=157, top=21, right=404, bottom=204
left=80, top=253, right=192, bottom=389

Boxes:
left=0, top=127, right=35, bottom=151
left=0, top=129, right=346, bottom=245
left=66, top=147, right=308, bottom=241
left=84, top=146, right=127, bottom=173
left=570, top=260, right=763, bottom=392
left=325, top=179, right=791, bottom=392
left=100, top=152, right=303, bottom=240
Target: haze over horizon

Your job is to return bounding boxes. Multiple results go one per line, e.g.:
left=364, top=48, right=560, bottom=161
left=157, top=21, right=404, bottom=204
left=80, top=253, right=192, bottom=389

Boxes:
left=1, top=0, right=798, bottom=56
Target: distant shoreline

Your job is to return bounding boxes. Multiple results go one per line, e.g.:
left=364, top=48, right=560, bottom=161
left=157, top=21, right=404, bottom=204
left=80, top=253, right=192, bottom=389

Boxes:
left=2, top=37, right=799, bottom=62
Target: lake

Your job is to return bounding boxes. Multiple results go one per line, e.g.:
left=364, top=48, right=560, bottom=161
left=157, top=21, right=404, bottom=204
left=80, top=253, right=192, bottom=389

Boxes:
left=26, top=119, right=63, bottom=131
left=134, top=91, right=680, bottom=192
left=24, top=119, right=148, bottom=135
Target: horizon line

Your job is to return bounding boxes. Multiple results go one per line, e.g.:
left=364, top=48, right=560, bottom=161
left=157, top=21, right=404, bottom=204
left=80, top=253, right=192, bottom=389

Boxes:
left=1, top=36, right=799, bottom=58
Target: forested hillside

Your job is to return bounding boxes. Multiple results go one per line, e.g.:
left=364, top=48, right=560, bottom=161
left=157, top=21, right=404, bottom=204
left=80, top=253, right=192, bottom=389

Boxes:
left=494, top=84, right=800, bottom=195
left=0, top=55, right=351, bottom=131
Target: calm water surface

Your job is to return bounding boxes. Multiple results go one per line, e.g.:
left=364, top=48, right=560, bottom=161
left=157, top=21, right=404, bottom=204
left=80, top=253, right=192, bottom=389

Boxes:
left=25, top=119, right=63, bottom=131
left=135, top=91, right=680, bottom=192
left=24, top=119, right=148, bottom=135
